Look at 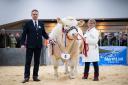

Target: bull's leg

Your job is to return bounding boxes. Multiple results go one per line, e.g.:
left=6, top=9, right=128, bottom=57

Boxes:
left=54, top=65, right=58, bottom=79
left=74, top=56, right=79, bottom=74
left=69, top=59, right=75, bottom=79
left=53, top=57, right=59, bottom=79
left=69, top=57, right=78, bottom=79
left=65, top=62, right=69, bottom=74
left=69, top=65, right=75, bottom=79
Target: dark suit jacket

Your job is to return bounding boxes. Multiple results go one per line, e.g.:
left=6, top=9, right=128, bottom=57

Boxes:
left=21, top=20, right=49, bottom=48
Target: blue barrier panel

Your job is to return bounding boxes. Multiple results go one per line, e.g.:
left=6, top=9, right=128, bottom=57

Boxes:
left=79, top=46, right=127, bottom=66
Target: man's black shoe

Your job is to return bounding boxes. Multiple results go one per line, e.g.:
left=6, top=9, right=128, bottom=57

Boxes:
left=22, top=78, right=29, bottom=83
left=33, top=78, right=40, bottom=81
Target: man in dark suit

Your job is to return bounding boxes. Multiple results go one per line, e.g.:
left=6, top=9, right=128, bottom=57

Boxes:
left=21, top=9, right=49, bottom=83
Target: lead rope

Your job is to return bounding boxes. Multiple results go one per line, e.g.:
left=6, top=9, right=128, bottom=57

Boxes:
left=64, top=33, right=67, bottom=47
left=78, top=33, right=89, bottom=57
left=51, top=43, right=54, bottom=55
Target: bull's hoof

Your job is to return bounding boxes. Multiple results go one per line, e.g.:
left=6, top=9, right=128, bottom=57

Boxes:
left=64, top=71, right=69, bottom=74
left=54, top=77, right=59, bottom=80
left=69, top=76, right=75, bottom=79
left=69, top=75, right=75, bottom=79
left=54, top=75, right=59, bottom=80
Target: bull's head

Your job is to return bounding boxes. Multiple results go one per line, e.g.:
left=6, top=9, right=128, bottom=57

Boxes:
left=57, top=17, right=79, bottom=40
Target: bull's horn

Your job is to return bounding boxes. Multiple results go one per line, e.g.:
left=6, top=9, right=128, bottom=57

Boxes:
left=57, top=17, right=63, bottom=24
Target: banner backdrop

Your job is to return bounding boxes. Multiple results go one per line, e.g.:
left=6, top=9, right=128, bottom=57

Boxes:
left=79, top=46, right=127, bottom=66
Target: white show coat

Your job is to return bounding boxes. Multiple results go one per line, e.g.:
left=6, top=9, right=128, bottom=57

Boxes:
left=82, top=27, right=100, bottom=62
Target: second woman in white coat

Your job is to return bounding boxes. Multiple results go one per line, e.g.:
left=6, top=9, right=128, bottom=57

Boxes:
left=82, top=19, right=100, bottom=81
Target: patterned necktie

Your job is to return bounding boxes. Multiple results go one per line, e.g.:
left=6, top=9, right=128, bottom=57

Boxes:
left=35, top=21, right=38, bottom=30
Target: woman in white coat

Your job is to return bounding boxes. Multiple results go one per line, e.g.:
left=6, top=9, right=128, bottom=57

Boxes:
left=82, top=19, right=100, bottom=81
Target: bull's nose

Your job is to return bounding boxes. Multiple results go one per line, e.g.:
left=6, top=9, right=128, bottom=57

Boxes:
left=72, top=33, right=78, bottom=37
left=72, top=33, right=75, bottom=36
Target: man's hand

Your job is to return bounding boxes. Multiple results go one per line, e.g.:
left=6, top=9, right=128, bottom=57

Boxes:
left=84, top=34, right=87, bottom=38
left=6, top=46, right=10, bottom=48
left=21, top=45, right=25, bottom=48
left=49, top=38, right=56, bottom=45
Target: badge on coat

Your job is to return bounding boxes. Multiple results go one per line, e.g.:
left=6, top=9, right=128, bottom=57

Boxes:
left=38, top=26, right=41, bottom=29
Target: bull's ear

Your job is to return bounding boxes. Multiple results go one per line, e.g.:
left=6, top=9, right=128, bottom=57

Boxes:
left=77, top=21, right=80, bottom=26
left=57, top=17, right=63, bottom=24
left=78, top=20, right=85, bottom=27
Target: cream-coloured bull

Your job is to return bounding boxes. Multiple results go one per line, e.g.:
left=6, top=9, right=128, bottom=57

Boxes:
left=48, top=17, right=83, bottom=79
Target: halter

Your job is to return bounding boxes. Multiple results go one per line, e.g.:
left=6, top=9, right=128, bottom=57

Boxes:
left=62, top=26, right=89, bottom=57
left=62, top=26, right=78, bottom=47
left=62, top=26, right=78, bottom=35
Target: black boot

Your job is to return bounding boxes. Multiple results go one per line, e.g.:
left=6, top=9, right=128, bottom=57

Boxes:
left=22, top=78, right=29, bottom=83
left=82, top=73, right=88, bottom=79
left=33, top=76, right=40, bottom=81
left=93, top=73, right=99, bottom=81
